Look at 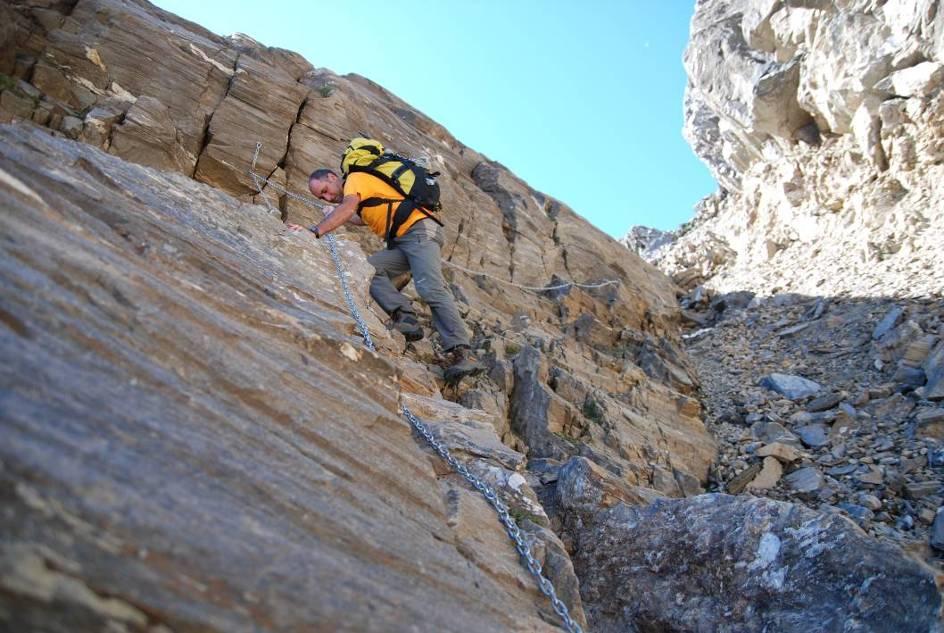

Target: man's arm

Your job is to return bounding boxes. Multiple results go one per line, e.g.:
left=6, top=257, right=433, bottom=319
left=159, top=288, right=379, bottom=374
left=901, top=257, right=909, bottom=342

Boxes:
left=312, top=193, right=360, bottom=237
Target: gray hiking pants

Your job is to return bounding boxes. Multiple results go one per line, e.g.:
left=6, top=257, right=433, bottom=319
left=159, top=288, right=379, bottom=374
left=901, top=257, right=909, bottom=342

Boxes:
left=367, top=220, right=470, bottom=350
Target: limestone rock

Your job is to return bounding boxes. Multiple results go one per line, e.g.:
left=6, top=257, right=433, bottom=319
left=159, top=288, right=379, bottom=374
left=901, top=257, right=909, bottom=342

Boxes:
left=658, top=1, right=944, bottom=300
left=875, top=61, right=944, bottom=98
left=620, top=225, right=677, bottom=261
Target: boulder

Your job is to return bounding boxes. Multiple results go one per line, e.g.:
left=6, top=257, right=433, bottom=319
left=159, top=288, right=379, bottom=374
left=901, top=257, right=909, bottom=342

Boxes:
left=558, top=492, right=941, bottom=633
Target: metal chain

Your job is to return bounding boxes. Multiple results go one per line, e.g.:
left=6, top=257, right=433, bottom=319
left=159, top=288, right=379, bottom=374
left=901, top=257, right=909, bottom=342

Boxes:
left=401, top=406, right=583, bottom=632
left=443, top=260, right=619, bottom=291
left=250, top=143, right=582, bottom=632
left=251, top=144, right=376, bottom=351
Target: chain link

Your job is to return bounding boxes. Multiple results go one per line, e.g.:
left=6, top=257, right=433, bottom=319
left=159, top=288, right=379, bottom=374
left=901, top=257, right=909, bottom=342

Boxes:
left=250, top=143, right=583, bottom=632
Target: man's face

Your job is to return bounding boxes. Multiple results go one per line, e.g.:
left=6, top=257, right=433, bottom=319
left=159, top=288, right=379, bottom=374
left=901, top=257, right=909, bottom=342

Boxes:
left=309, top=174, right=343, bottom=203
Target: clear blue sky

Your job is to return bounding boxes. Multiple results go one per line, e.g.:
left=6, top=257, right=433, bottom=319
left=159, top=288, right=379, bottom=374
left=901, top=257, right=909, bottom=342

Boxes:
left=153, top=0, right=717, bottom=237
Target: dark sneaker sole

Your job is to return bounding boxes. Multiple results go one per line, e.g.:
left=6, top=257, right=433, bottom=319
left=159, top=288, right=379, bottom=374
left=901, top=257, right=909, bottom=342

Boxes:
left=401, top=329, right=424, bottom=342
left=392, top=323, right=424, bottom=341
left=444, top=363, right=485, bottom=383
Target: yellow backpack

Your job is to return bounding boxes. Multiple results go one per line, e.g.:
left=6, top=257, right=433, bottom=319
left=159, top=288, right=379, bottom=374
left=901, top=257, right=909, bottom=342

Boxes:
left=340, top=137, right=443, bottom=248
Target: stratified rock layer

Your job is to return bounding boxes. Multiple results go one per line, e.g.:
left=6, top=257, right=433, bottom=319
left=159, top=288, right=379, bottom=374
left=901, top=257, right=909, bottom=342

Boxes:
left=1, top=0, right=715, bottom=499
left=0, top=2, right=726, bottom=628
left=0, top=124, right=580, bottom=632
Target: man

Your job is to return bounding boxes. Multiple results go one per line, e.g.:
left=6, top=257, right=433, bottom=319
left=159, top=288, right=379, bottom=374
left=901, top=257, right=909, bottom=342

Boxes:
left=304, top=168, right=483, bottom=381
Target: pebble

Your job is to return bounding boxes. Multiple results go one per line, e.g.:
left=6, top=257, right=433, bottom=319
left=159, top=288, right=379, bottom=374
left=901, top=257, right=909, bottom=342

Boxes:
left=838, top=503, right=874, bottom=526
left=827, top=464, right=859, bottom=476
left=784, top=467, right=825, bottom=493
left=760, top=373, right=822, bottom=400
left=857, top=466, right=884, bottom=485
left=747, top=456, right=783, bottom=490
left=796, top=423, right=830, bottom=448
left=904, top=481, right=941, bottom=500
left=858, top=494, right=882, bottom=511
left=806, top=393, right=843, bottom=412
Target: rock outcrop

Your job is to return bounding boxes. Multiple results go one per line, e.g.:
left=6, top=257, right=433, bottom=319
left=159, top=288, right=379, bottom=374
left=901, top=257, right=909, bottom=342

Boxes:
left=631, top=0, right=944, bottom=298
left=619, top=226, right=676, bottom=263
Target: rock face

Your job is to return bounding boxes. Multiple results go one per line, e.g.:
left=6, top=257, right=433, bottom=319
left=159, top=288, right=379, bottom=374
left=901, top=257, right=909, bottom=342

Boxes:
left=620, top=225, right=676, bottom=262
left=1, top=0, right=713, bottom=499
left=0, top=124, right=591, bottom=632
left=636, top=0, right=944, bottom=297
left=0, top=1, right=721, bottom=630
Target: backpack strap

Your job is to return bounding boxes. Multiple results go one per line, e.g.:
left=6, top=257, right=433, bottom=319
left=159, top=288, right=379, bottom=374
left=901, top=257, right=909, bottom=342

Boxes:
left=385, top=200, right=444, bottom=249
left=358, top=196, right=399, bottom=247
left=347, top=157, right=412, bottom=200
left=358, top=196, right=397, bottom=212
left=387, top=200, right=414, bottom=249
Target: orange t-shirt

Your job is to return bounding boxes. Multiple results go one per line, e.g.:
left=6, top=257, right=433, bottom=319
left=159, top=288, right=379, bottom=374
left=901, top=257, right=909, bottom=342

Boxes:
left=343, top=172, right=428, bottom=239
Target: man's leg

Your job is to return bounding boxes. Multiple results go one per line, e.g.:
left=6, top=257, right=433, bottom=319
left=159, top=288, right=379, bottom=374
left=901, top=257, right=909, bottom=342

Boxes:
left=396, top=225, right=470, bottom=350
left=367, top=247, right=413, bottom=316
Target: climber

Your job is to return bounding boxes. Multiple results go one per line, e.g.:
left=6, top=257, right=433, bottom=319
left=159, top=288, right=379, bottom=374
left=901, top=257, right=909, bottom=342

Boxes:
left=295, top=167, right=484, bottom=382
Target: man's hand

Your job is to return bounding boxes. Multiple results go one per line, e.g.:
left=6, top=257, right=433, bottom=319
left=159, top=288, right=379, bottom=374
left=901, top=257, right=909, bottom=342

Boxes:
left=312, top=194, right=360, bottom=236
left=285, top=223, right=321, bottom=237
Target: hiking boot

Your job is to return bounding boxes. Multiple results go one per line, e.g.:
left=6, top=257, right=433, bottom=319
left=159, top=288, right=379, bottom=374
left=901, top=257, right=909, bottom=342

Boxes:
left=443, top=345, right=485, bottom=382
left=391, top=310, right=423, bottom=342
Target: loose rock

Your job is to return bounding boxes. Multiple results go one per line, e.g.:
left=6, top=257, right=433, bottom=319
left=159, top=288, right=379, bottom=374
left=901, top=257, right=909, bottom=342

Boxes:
left=759, top=373, right=822, bottom=400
